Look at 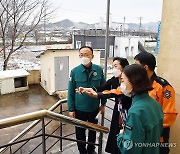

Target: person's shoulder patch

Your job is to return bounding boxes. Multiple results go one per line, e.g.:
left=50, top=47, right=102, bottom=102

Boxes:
left=163, top=89, right=171, bottom=99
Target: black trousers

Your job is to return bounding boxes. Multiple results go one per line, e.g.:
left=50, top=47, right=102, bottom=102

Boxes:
left=105, top=102, right=121, bottom=154
left=75, top=109, right=99, bottom=154
left=160, top=127, right=170, bottom=154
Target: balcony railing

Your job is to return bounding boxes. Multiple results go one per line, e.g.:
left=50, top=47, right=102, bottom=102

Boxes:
left=0, top=99, right=109, bottom=154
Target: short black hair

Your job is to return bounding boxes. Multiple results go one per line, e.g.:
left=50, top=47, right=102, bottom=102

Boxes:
left=113, top=57, right=129, bottom=68
left=134, top=52, right=156, bottom=71
left=79, top=46, right=93, bottom=54
left=123, top=64, right=152, bottom=94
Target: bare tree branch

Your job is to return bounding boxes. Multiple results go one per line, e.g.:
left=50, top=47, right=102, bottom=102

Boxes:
left=0, top=0, right=54, bottom=70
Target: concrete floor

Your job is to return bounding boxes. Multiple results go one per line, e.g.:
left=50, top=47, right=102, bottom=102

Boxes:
left=0, top=85, right=59, bottom=119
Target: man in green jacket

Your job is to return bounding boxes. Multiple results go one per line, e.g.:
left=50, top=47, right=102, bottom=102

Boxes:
left=68, top=46, right=106, bottom=154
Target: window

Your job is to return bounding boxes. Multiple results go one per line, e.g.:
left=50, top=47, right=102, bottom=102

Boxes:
left=109, top=45, right=114, bottom=57
left=125, top=47, right=129, bottom=57
left=76, top=41, right=81, bottom=49
left=131, top=46, right=134, bottom=57
left=85, top=41, right=91, bottom=47
left=131, top=46, right=134, bottom=52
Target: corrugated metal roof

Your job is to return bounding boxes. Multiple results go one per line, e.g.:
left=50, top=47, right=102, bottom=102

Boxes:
left=0, top=69, right=30, bottom=79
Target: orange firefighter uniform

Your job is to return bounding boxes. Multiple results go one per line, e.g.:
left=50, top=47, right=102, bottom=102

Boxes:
left=149, top=73, right=178, bottom=128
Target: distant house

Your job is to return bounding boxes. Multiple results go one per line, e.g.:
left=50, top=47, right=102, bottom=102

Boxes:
left=72, top=29, right=115, bottom=58
left=38, top=49, right=101, bottom=95
left=73, top=31, right=141, bottom=58
left=0, top=69, right=29, bottom=95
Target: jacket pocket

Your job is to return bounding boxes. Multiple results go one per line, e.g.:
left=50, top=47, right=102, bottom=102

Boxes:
left=91, top=76, right=101, bottom=87
left=75, top=78, right=87, bottom=87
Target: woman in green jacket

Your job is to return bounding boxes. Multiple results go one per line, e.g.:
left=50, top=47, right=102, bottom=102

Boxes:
left=117, top=64, right=163, bottom=154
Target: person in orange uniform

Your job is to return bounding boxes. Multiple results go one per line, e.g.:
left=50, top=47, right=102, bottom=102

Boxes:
left=134, top=51, right=178, bottom=154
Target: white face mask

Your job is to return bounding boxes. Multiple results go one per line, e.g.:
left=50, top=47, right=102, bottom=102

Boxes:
left=81, top=57, right=91, bottom=66
left=120, top=83, right=132, bottom=97
left=112, top=68, right=121, bottom=77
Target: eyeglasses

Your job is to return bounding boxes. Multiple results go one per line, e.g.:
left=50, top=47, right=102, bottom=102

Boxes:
left=79, top=54, right=92, bottom=58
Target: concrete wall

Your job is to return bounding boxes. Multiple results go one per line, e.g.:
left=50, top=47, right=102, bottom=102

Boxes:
left=0, top=78, right=15, bottom=94
left=40, top=49, right=101, bottom=95
left=158, top=0, right=180, bottom=153
left=158, top=0, right=180, bottom=95
left=28, top=70, right=40, bottom=85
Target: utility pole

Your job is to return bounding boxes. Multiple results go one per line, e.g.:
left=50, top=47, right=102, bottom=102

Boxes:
left=104, top=0, right=110, bottom=79
left=123, top=16, right=126, bottom=35
left=98, top=1, right=110, bottom=154
left=139, top=16, right=143, bottom=35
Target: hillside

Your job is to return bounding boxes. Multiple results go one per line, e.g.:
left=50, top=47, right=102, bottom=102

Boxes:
left=40, top=19, right=159, bottom=32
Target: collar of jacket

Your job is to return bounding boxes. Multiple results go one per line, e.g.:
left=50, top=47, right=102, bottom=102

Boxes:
left=80, top=63, right=96, bottom=72
left=150, top=72, right=157, bottom=83
left=132, top=92, right=149, bottom=105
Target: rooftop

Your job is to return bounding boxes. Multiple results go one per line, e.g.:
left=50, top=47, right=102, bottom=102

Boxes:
left=0, top=69, right=29, bottom=79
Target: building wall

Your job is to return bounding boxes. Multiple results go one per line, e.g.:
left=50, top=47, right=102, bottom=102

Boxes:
left=0, top=78, right=15, bottom=94
left=158, top=1, right=180, bottom=153
left=158, top=0, right=180, bottom=94
left=114, top=36, right=139, bottom=57
left=74, top=35, right=115, bottom=51
left=40, top=52, right=54, bottom=94
left=28, top=70, right=40, bottom=85
left=40, top=49, right=101, bottom=95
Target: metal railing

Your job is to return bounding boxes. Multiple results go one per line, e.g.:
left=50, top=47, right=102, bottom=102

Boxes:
left=0, top=99, right=66, bottom=153
left=0, top=99, right=109, bottom=154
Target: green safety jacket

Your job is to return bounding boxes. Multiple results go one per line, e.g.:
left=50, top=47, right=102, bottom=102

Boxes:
left=67, top=63, right=106, bottom=112
left=117, top=92, right=163, bottom=154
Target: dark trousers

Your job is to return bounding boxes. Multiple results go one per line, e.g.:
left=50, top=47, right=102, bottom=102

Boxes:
left=160, top=127, right=170, bottom=154
left=75, top=109, right=99, bottom=154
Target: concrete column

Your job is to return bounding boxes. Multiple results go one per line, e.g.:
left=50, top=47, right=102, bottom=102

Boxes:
left=157, top=0, right=180, bottom=94
left=158, top=1, right=180, bottom=153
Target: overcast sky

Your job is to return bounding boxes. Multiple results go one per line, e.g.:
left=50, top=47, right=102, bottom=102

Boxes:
left=50, top=0, right=163, bottom=24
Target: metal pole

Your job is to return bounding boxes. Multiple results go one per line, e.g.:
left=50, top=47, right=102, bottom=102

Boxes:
left=104, top=0, right=110, bottom=80
left=42, top=118, right=46, bottom=154
left=98, top=113, right=105, bottom=154
left=10, top=146, right=12, bottom=154
left=59, top=104, right=63, bottom=152
left=98, top=1, right=110, bottom=153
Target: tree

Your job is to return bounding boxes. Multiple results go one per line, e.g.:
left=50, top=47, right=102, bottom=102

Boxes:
left=0, top=0, right=53, bottom=70
left=31, top=29, right=42, bottom=45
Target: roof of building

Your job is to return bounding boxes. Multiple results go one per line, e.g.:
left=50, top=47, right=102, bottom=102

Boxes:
left=36, top=49, right=101, bottom=58
left=0, top=69, right=30, bottom=79
left=36, top=49, right=77, bottom=58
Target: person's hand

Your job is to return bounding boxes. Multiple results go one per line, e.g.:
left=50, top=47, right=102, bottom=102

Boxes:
left=83, top=88, right=98, bottom=98
left=75, top=87, right=98, bottom=98
left=75, top=87, right=84, bottom=94
left=75, top=87, right=92, bottom=94
left=69, top=111, right=75, bottom=118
